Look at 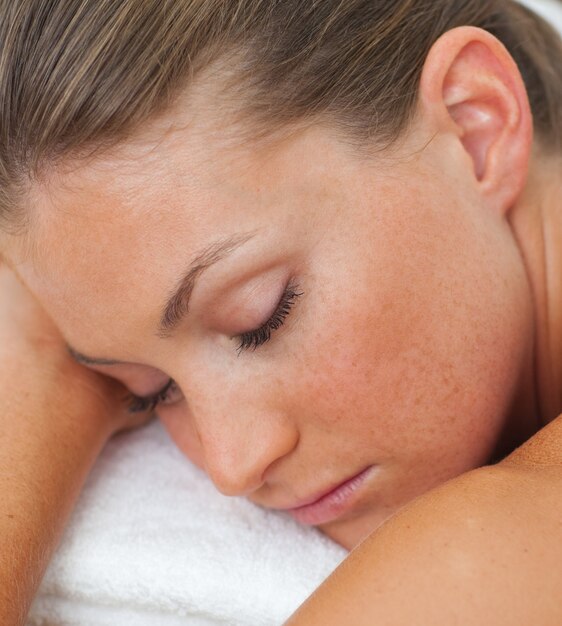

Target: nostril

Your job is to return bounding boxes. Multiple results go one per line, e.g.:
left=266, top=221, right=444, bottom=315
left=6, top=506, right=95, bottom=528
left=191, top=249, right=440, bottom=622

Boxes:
left=207, top=470, right=257, bottom=497
left=203, top=460, right=264, bottom=498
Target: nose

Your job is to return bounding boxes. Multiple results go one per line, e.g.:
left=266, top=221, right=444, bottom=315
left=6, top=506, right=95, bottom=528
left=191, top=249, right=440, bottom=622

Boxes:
left=194, top=402, right=299, bottom=497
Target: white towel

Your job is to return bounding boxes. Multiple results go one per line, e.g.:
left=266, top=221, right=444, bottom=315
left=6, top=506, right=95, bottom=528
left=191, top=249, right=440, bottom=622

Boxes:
left=27, top=420, right=347, bottom=626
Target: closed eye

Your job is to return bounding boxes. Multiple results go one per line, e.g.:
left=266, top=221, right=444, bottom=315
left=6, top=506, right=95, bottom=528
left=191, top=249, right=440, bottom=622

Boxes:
left=127, top=378, right=183, bottom=414
left=235, top=281, right=303, bottom=354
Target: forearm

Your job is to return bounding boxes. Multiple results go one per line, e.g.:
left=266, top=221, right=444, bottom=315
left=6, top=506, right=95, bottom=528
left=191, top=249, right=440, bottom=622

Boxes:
left=0, top=356, right=113, bottom=625
left=0, top=263, right=149, bottom=625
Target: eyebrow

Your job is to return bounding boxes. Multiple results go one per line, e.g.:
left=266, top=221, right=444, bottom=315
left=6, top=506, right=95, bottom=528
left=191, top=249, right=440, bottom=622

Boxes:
left=66, top=231, right=256, bottom=365
left=157, top=231, right=256, bottom=338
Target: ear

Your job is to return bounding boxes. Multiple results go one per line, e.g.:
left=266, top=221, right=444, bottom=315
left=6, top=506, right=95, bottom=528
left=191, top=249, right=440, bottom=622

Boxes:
left=418, top=26, right=533, bottom=215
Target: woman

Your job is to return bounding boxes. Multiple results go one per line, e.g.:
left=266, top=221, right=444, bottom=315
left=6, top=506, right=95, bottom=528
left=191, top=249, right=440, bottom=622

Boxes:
left=0, top=0, right=561, bottom=623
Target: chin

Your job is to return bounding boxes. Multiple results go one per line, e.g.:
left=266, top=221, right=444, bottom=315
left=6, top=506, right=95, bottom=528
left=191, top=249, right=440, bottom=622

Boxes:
left=318, top=507, right=398, bottom=551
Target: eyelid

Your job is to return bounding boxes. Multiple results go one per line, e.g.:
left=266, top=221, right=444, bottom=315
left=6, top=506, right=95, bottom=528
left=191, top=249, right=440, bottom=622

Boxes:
left=218, top=268, right=289, bottom=333
left=85, top=362, right=170, bottom=394
left=127, top=378, right=176, bottom=414
left=235, top=280, right=303, bottom=354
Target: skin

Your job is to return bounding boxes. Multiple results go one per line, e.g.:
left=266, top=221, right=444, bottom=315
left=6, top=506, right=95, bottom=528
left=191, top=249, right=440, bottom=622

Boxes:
left=0, top=264, right=151, bottom=623
left=3, top=26, right=561, bottom=559
left=285, top=446, right=562, bottom=625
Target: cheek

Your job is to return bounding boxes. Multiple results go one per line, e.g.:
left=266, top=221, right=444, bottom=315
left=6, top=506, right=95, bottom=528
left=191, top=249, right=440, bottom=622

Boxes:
left=291, top=216, right=530, bottom=475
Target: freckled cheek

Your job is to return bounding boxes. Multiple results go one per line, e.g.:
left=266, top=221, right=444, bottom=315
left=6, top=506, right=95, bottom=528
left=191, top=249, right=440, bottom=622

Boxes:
left=288, top=289, right=460, bottom=456
left=289, top=308, right=393, bottom=429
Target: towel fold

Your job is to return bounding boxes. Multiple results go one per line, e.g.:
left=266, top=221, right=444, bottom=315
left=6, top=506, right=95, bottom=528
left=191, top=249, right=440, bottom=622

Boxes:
left=28, top=421, right=347, bottom=626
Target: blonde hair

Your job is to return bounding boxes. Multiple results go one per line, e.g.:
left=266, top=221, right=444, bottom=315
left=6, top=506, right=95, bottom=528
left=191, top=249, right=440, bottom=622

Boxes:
left=1, top=0, right=561, bottom=231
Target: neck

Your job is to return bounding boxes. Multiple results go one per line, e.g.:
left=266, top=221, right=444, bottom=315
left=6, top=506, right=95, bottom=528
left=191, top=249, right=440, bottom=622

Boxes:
left=509, top=148, right=562, bottom=425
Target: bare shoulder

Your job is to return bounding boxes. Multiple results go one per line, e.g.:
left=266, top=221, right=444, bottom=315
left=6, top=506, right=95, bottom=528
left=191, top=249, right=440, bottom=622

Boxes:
left=285, top=425, right=562, bottom=626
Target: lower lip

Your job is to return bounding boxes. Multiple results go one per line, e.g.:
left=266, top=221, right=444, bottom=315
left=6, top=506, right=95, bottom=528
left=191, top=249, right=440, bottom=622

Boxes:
left=287, top=466, right=374, bottom=526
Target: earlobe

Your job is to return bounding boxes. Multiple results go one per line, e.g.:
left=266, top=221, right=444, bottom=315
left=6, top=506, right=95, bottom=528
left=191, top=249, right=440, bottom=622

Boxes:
left=419, top=27, right=533, bottom=214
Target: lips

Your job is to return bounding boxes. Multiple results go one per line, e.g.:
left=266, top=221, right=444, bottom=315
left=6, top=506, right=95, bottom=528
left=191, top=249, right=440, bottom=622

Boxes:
left=282, top=466, right=375, bottom=526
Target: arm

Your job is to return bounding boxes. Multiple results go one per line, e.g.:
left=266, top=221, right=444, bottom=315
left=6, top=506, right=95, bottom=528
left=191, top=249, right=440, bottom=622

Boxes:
left=286, top=417, right=562, bottom=625
left=0, top=264, right=147, bottom=624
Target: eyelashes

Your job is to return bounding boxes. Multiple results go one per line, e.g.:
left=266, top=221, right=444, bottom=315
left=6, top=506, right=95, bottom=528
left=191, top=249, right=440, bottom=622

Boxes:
left=127, top=378, right=181, bottom=414
left=236, top=281, right=303, bottom=355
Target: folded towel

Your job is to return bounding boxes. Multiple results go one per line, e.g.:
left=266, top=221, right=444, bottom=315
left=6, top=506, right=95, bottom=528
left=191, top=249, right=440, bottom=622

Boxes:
left=28, top=420, right=347, bottom=626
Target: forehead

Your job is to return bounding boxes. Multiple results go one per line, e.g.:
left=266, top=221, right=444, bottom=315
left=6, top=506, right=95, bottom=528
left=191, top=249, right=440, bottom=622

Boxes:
left=7, top=109, right=379, bottom=361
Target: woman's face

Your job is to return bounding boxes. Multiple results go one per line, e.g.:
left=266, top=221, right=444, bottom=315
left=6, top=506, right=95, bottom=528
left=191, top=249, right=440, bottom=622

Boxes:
left=8, top=102, right=535, bottom=549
